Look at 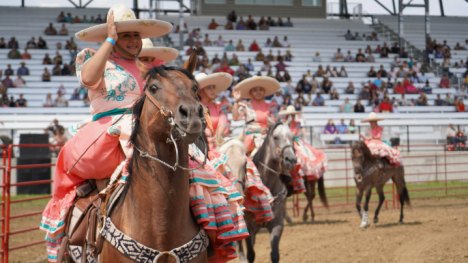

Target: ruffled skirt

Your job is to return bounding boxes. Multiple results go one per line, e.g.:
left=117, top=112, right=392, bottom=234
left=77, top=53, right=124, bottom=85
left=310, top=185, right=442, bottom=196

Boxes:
left=294, top=137, right=328, bottom=181
left=365, top=139, right=403, bottom=166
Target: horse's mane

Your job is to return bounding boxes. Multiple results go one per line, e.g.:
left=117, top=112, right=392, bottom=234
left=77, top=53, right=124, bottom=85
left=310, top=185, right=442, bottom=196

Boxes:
left=252, top=122, right=283, bottom=165
left=354, top=141, right=376, bottom=166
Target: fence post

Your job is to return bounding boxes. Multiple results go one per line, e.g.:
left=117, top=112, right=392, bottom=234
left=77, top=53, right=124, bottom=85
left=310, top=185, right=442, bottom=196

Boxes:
left=309, top=126, right=313, bottom=146
left=1, top=146, right=5, bottom=263
left=345, top=147, right=349, bottom=205
left=406, top=125, right=410, bottom=152
left=5, top=146, right=12, bottom=263
left=444, top=144, right=447, bottom=196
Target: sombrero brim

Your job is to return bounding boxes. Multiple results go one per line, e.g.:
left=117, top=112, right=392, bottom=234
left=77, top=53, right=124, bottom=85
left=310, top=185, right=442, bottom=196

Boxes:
left=235, top=77, right=281, bottom=99
left=197, top=73, right=233, bottom=95
left=139, top=47, right=179, bottom=63
left=278, top=109, right=302, bottom=116
left=361, top=117, right=386, bottom=123
left=75, top=19, right=172, bottom=42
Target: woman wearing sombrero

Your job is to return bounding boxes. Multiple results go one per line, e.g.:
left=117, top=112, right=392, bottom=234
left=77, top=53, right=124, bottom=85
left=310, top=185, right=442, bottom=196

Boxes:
left=139, top=38, right=179, bottom=67
left=196, top=73, right=275, bottom=225
left=232, top=76, right=281, bottom=156
left=360, top=112, right=402, bottom=166
left=279, top=105, right=328, bottom=193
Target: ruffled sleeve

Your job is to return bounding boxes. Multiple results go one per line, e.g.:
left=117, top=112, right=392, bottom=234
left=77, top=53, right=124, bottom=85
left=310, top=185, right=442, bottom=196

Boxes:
left=76, top=48, right=103, bottom=90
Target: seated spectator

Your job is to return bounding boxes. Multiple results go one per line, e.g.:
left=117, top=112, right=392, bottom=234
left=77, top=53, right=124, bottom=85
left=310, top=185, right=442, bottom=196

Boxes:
left=229, top=54, right=239, bottom=65
left=365, top=45, right=372, bottom=54
left=439, top=75, right=450, bottom=88
left=216, top=62, right=234, bottom=75
left=215, top=35, right=225, bottom=47
left=266, top=69, right=274, bottom=78
left=339, top=66, right=348, bottom=77
left=367, top=66, right=377, bottom=77
left=434, top=94, right=444, bottom=106
left=13, top=72, right=26, bottom=88
left=4, top=64, right=13, bottom=76
left=366, top=50, right=375, bottom=62
left=43, top=93, right=54, bottom=107
left=399, top=48, right=408, bottom=58
left=57, top=11, right=66, bottom=22
left=275, top=71, right=285, bottom=82
left=208, top=18, right=219, bottom=29
left=89, top=16, right=96, bottom=23
left=189, top=29, right=199, bottom=39
left=379, top=97, right=392, bottom=112
left=227, top=11, right=237, bottom=23
left=283, top=70, right=291, bottom=82
left=8, top=36, right=19, bottom=49
left=456, top=99, right=466, bottom=112
left=272, top=36, right=282, bottom=47
left=352, top=100, right=364, bottom=113
left=44, top=23, right=57, bottom=35
left=70, top=88, right=81, bottom=100
left=285, top=50, right=293, bottom=62
left=249, top=40, right=259, bottom=51
left=372, top=74, right=383, bottom=87
left=276, top=18, right=284, bottom=27
left=277, top=50, right=284, bottom=61
left=420, top=80, right=432, bottom=94
left=61, top=63, right=71, bottom=76
left=55, top=91, right=68, bottom=107
left=243, top=58, right=254, bottom=72
left=434, top=46, right=444, bottom=58
left=15, top=94, right=27, bottom=107
left=313, top=52, right=321, bottom=62
left=81, top=15, right=89, bottom=23
left=281, top=36, right=290, bottom=48
left=313, top=93, right=325, bottom=106
left=225, top=40, right=235, bottom=51
left=42, top=68, right=51, bottom=82
left=255, top=49, right=265, bottom=61
left=52, top=62, right=61, bottom=76
left=275, top=58, right=288, bottom=72
left=64, top=12, right=72, bottom=22
left=321, top=78, right=332, bottom=94
left=236, top=17, right=246, bottom=30
left=324, top=119, right=337, bottom=134
left=331, top=89, right=339, bottom=100
left=396, top=65, right=406, bottom=78
left=359, top=84, right=371, bottom=100
left=344, top=30, right=354, bottom=40
left=341, top=98, right=354, bottom=113
left=377, top=65, right=388, bottom=78
left=315, top=65, right=325, bottom=77
left=95, top=14, right=103, bottom=23
left=333, top=48, right=344, bottom=62
left=406, top=81, right=418, bottom=94
left=391, top=42, right=400, bottom=54
left=346, top=81, right=355, bottom=94
left=446, top=124, right=459, bottom=144
left=456, top=85, right=468, bottom=99
left=356, top=48, right=366, bottom=62
left=336, top=119, right=348, bottom=134
left=323, top=65, right=334, bottom=78
left=225, top=21, right=234, bottom=30
left=246, top=15, right=257, bottom=30
left=21, top=48, right=31, bottom=60
left=59, top=24, right=69, bottom=35
left=203, top=34, right=212, bottom=46
left=354, top=32, right=361, bottom=40
left=266, top=49, right=275, bottom=61
left=73, top=16, right=81, bottom=23
left=346, top=119, right=357, bottom=134
left=296, top=75, right=311, bottom=94
left=17, top=62, right=29, bottom=76
left=235, top=40, right=245, bottom=51
left=0, top=37, right=6, bottom=49
left=444, top=93, right=454, bottom=106
left=184, top=35, right=195, bottom=46
left=261, top=60, right=271, bottom=71
left=284, top=17, right=293, bottom=27
left=380, top=42, right=390, bottom=58
left=8, top=47, right=21, bottom=59
left=8, top=96, right=16, bottom=107
left=417, top=72, right=428, bottom=83
left=344, top=51, right=354, bottom=62
left=416, top=92, right=429, bottom=106
left=2, top=75, right=13, bottom=88
left=420, top=61, right=432, bottom=73
left=37, top=37, right=47, bottom=49
left=26, top=37, right=37, bottom=49
left=392, top=103, right=400, bottom=113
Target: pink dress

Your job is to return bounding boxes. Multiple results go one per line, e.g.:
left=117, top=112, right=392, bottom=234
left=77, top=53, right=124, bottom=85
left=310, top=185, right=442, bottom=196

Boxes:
left=203, top=101, right=274, bottom=224
left=41, top=49, right=248, bottom=262
left=290, top=120, right=328, bottom=182
left=364, top=126, right=402, bottom=166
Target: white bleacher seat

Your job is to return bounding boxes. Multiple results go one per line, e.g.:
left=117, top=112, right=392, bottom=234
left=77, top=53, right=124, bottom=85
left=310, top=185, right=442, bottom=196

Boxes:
left=320, top=134, right=359, bottom=145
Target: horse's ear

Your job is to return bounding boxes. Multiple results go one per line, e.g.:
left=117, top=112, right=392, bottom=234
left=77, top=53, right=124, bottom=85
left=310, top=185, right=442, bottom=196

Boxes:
left=267, top=117, right=276, bottom=128
left=137, top=60, right=151, bottom=80
left=182, top=50, right=198, bottom=73
left=286, top=115, right=293, bottom=126
left=215, top=129, right=225, bottom=147
left=237, top=129, right=245, bottom=142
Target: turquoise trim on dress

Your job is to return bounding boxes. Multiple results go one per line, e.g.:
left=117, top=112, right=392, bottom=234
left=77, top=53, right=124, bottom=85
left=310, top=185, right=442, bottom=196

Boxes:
left=92, top=108, right=132, bottom=122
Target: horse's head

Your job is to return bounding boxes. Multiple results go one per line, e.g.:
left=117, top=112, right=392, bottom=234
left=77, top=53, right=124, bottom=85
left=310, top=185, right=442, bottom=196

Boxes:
left=350, top=141, right=374, bottom=175
left=138, top=52, right=205, bottom=144
left=267, top=122, right=297, bottom=172
left=217, top=131, right=247, bottom=195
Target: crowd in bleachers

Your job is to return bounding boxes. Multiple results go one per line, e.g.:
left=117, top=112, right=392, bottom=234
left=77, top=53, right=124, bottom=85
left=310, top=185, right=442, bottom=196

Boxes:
left=56, top=11, right=105, bottom=24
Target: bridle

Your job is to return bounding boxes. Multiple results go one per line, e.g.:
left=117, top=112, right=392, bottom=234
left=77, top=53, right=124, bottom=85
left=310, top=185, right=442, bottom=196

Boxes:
left=260, top=142, right=295, bottom=176
left=133, top=87, right=208, bottom=171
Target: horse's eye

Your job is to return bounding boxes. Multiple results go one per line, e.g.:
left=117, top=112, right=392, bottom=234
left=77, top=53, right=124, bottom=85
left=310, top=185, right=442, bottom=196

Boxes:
left=273, top=136, right=279, bottom=140
left=149, top=85, right=158, bottom=94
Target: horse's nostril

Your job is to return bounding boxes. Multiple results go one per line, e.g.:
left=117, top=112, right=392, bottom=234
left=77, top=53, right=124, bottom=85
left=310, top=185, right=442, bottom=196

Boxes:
left=178, top=105, right=189, bottom=119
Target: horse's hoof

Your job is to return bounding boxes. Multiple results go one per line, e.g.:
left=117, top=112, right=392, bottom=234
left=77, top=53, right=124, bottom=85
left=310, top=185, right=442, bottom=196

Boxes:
left=310, top=219, right=315, bottom=224
left=399, top=220, right=404, bottom=225
left=302, top=215, right=308, bottom=222
left=360, top=220, right=370, bottom=229
left=373, top=218, right=379, bottom=224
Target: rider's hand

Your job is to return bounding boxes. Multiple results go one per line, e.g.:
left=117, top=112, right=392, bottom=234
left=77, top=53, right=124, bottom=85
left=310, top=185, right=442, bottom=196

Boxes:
left=107, top=10, right=118, bottom=42
left=260, top=128, right=267, bottom=135
left=232, top=88, right=241, bottom=102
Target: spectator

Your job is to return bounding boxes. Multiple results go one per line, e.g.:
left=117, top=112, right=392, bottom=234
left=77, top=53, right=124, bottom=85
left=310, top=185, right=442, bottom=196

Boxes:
left=434, top=46, right=444, bottom=58
left=8, top=36, right=19, bottom=49
left=398, top=94, right=408, bottom=106
left=296, top=75, right=311, bottom=94
left=0, top=37, right=6, bottom=49
left=396, top=65, right=406, bottom=78
left=236, top=17, right=246, bottom=30
left=416, top=92, right=429, bottom=106
left=246, top=15, right=257, bottom=30
left=366, top=50, right=375, bottom=62
left=391, top=42, right=400, bottom=54
left=333, top=48, right=344, bottom=62
left=283, top=70, right=291, bottom=82
left=323, top=65, right=334, bottom=78
left=331, top=89, right=339, bottom=100
left=337, top=119, right=348, bottom=134
left=367, top=66, right=377, bottom=77
left=95, top=14, right=103, bottom=23
left=378, top=65, right=388, bottom=78
left=284, top=17, right=293, bottom=27
left=70, top=88, right=81, bottom=100
left=313, top=52, right=321, bottom=62
left=184, top=35, right=195, bottom=46
left=392, top=103, right=400, bottom=113
left=315, top=65, right=325, bottom=77
left=216, top=62, right=234, bottom=75
left=444, top=93, right=454, bottom=106
left=456, top=85, right=468, bottom=99
left=309, top=75, right=319, bottom=93
left=339, top=66, right=348, bottom=77
left=380, top=42, right=390, bottom=58
left=372, top=74, right=383, bottom=87
left=15, top=94, right=27, bottom=107
left=59, top=24, right=69, bottom=35
left=321, top=78, right=332, bottom=94
left=2, top=75, right=13, bottom=88
left=73, top=15, right=81, bottom=23
left=275, top=71, right=285, bottom=82
left=439, top=75, right=450, bottom=88
left=255, top=49, right=265, bottom=61
left=37, top=37, right=47, bottom=49
left=420, top=61, right=431, bottom=73
left=406, top=81, right=418, bottom=94
left=208, top=18, right=219, bottom=30
left=281, top=36, right=290, bottom=48
left=13, top=72, right=26, bottom=88
left=43, top=93, right=54, bottom=107
left=81, top=15, right=89, bottom=23
left=261, top=60, right=271, bottom=71
left=225, top=21, right=234, bottom=30
left=227, top=11, right=237, bottom=23
left=215, top=36, right=225, bottom=47
left=235, top=40, right=245, bottom=51
left=61, top=63, right=71, bottom=76
left=56, top=42, right=62, bottom=50
left=266, top=50, right=275, bottom=61
left=57, top=84, right=66, bottom=95
left=4, top=65, right=13, bottom=77
left=203, top=34, right=212, bottom=46
left=463, top=39, right=468, bottom=50
left=412, top=62, right=420, bottom=72
left=89, top=16, right=96, bottom=23
left=21, top=48, right=31, bottom=60
left=379, top=97, right=392, bottom=112
left=244, top=58, right=254, bottom=71
left=284, top=80, right=294, bottom=95
left=17, top=62, right=29, bottom=76
left=225, top=40, right=235, bottom=51
left=26, top=37, right=37, bottom=49
left=324, top=119, right=337, bottom=134
left=341, top=98, right=354, bottom=113
left=52, top=62, right=62, bottom=76
left=42, top=68, right=51, bottom=82
left=313, top=93, right=325, bottom=106
left=54, top=91, right=68, bottom=107
left=446, top=124, right=459, bottom=144
left=272, top=37, right=282, bottom=47
left=57, top=11, right=65, bottom=22
left=344, top=50, right=354, bottom=62
left=53, top=51, right=63, bottom=65
left=229, top=54, right=239, bottom=66
left=284, top=50, right=293, bottom=62
left=354, top=32, right=361, bottom=40
left=365, top=45, right=372, bottom=54
left=359, top=84, right=371, bottom=101
left=434, top=94, right=444, bottom=106
left=265, top=38, right=272, bottom=47
left=189, top=29, right=199, bottom=39
left=8, top=96, right=16, bottom=107
left=275, top=58, right=288, bottom=72
left=356, top=48, right=366, bottom=62
left=250, top=40, right=259, bottom=51
left=344, top=30, right=354, bottom=40
left=65, top=12, right=73, bottom=22
left=420, top=80, right=432, bottom=94
left=8, top=47, right=21, bottom=59
left=456, top=100, right=466, bottom=112
left=418, top=72, right=428, bottom=83
left=44, top=23, right=57, bottom=35
left=346, top=81, right=355, bottom=94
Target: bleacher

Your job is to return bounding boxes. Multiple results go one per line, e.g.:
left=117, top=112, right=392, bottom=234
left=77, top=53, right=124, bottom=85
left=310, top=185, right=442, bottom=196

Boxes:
left=0, top=7, right=467, bottom=147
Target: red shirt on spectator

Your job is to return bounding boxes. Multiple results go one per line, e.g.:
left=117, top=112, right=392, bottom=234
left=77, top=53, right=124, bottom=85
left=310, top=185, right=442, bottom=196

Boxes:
left=369, top=84, right=378, bottom=94
left=250, top=42, right=259, bottom=51
left=216, top=63, right=234, bottom=75
left=440, top=78, right=450, bottom=88
left=457, top=104, right=465, bottom=112
left=394, top=85, right=405, bottom=94
left=379, top=101, right=393, bottom=112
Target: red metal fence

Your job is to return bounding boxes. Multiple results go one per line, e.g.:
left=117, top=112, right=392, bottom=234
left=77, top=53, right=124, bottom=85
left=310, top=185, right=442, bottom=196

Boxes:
left=0, top=144, right=466, bottom=262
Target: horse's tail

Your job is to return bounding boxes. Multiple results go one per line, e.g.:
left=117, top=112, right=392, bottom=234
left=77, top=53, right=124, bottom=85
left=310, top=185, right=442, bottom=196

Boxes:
left=401, top=186, right=410, bottom=206
left=317, top=175, right=329, bottom=208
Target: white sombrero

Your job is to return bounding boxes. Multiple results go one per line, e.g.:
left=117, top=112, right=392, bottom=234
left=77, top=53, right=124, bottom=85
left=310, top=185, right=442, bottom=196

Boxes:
left=195, top=73, right=232, bottom=95
left=278, top=105, right=302, bottom=116
left=75, top=4, right=172, bottom=43
left=361, top=112, right=386, bottom=123
left=138, top=39, right=179, bottom=63
left=235, top=76, right=281, bottom=99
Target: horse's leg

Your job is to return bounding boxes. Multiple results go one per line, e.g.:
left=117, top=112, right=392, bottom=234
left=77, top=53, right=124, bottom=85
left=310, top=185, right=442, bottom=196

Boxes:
left=360, top=186, right=372, bottom=229
left=303, top=180, right=311, bottom=222
left=309, top=179, right=317, bottom=223
left=355, top=186, right=363, bottom=218
left=392, top=166, right=409, bottom=224
left=373, top=185, right=385, bottom=224
left=268, top=221, right=284, bottom=263
left=237, top=240, right=248, bottom=263
left=245, top=224, right=259, bottom=263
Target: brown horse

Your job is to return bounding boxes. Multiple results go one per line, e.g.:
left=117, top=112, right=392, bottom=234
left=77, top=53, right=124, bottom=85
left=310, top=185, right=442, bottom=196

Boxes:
left=350, top=141, right=410, bottom=229
left=100, top=53, right=209, bottom=262
left=302, top=174, right=328, bottom=223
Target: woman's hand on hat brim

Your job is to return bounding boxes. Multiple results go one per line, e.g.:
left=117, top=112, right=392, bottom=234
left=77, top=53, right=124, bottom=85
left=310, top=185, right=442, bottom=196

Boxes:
left=107, top=10, right=118, bottom=42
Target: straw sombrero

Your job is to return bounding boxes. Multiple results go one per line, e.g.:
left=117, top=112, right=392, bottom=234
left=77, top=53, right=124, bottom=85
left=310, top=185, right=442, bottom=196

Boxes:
left=195, top=73, right=232, bottom=95
left=278, top=105, right=302, bottom=116
left=138, top=39, right=179, bottom=63
left=75, top=4, right=172, bottom=43
left=235, top=76, right=280, bottom=99
left=361, top=112, right=386, bottom=123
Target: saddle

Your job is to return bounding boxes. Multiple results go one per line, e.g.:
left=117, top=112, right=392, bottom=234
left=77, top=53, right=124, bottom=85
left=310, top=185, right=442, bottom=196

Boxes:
left=57, top=179, right=109, bottom=263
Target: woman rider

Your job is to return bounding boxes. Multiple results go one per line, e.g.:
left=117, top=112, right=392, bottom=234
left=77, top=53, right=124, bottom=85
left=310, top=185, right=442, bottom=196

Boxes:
left=41, top=5, right=246, bottom=262
left=196, top=72, right=274, bottom=224
left=138, top=38, right=179, bottom=67
left=231, top=76, right=281, bottom=157
left=360, top=112, right=402, bottom=166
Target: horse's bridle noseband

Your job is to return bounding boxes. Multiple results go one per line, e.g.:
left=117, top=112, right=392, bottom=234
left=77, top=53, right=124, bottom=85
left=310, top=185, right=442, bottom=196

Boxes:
left=260, top=144, right=295, bottom=175
left=134, top=88, right=208, bottom=171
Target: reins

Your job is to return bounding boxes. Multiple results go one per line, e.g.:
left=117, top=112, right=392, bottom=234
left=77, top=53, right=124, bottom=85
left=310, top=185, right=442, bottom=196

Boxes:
left=260, top=144, right=294, bottom=175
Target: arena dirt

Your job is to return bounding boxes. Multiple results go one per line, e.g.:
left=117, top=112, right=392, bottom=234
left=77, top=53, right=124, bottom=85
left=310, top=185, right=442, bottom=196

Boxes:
left=8, top=199, right=468, bottom=263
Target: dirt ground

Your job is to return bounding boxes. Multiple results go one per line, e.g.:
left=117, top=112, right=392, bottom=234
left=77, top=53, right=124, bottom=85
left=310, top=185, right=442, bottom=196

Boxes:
left=8, top=198, right=468, bottom=263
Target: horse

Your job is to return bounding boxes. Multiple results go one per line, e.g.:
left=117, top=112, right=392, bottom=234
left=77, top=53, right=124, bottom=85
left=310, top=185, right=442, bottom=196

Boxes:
left=231, top=122, right=296, bottom=263
left=302, top=173, right=328, bottom=223
left=99, top=52, right=210, bottom=262
left=350, top=141, right=410, bottom=229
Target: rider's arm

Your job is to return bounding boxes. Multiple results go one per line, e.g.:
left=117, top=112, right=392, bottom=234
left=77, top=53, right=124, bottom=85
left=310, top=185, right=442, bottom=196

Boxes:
left=232, top=101, right=245, bottom=121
